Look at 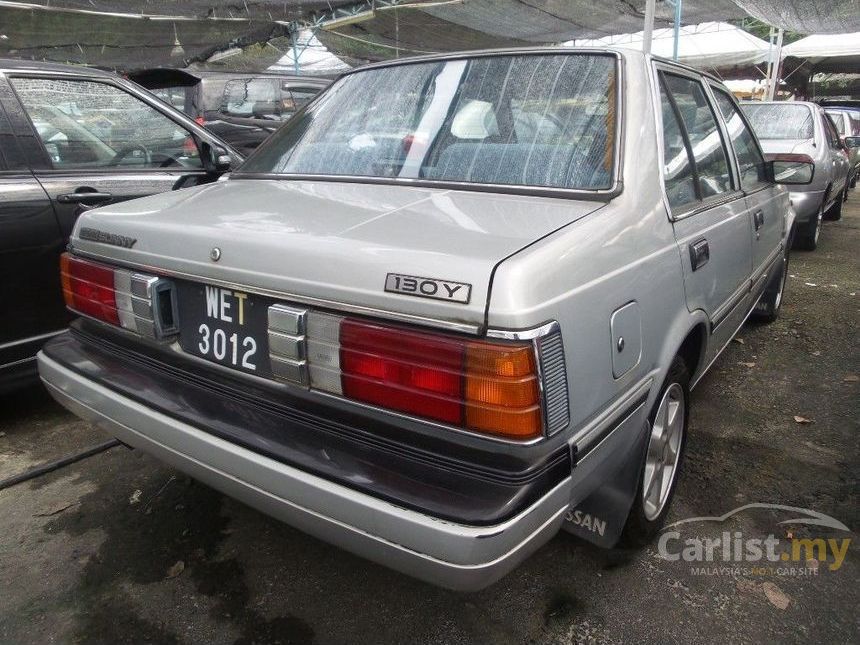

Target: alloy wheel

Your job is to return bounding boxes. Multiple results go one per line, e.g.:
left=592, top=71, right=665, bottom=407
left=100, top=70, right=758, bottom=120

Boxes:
left=642, top=383, right=685, bottom=521
left=774, top=256, right=787, bottom=311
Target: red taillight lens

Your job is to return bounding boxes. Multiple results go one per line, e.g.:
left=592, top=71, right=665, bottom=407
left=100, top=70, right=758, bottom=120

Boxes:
left=340, top=319, right=464, bottom=424
left=60, top=252, right=119, bottom=324
left=765, top=153, right=814, bottom=164
left=334, top=318, right=543, bottom=439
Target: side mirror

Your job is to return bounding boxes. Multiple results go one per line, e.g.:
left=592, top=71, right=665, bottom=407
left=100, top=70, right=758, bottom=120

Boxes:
left=200, top=141, right=232, bottom=173
left=845, top=136, right=860, bottom=149
left=213, top=146, right=232, bottom=171
left=767, top=156, right=814, bottom=185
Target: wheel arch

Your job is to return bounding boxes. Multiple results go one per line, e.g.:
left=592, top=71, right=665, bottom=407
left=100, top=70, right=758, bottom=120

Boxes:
left=677, top=322, right=708, bottom=379
left=653, top=310, right=710, bottom=403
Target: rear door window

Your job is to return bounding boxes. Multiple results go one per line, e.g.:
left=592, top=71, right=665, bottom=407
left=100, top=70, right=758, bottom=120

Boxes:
left=825, top=111, right=846, bottom=135
left=822, top=113, right=843, bottom=150
left=711, top=89, right=768, bottom=192
left=658, top=72, right=733, bottom=210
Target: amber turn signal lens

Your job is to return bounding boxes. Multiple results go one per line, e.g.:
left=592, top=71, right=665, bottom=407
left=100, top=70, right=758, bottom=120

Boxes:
left=465, top=342, right=542, bottom=439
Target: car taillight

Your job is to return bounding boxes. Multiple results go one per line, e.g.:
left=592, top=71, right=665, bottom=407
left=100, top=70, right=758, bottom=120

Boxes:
left=61, top=253, right=120, bottom=325
left=60, top=252, right=175, bottom=338
left=290, top=313, right=546, bottom=440
left=765, top=153, right=814, bottom=165
left=340, top=319, right=466, bottom=424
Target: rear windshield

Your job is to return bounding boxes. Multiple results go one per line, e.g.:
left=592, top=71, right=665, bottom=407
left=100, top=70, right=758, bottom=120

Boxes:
left=221, top=78, right=322, bottom=122
left=741, top=103, right=813, bottom=140
left=239, top=54, right=617, bottom=191
left=150, top=86, right=192, bottom=114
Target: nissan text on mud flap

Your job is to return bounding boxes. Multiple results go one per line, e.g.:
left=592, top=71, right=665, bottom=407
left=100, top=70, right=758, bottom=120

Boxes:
left=38, top=48, right=810, bottom=591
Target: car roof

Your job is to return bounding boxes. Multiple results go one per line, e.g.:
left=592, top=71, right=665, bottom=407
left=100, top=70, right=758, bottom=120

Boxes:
left=823, top=106, right=860, bottom=114
left=191, top=70, right=331, bottom=84
left=819, top=99, right=860, bottom=109
left=742, top=100, right=818, bottom=107
left=337, top=46, right=729, bottom=87
left=0, top=58, right=115, bottom=77
left=341, top=46, right=632, bottom=73
left=0, top=60, right=332, bottom=86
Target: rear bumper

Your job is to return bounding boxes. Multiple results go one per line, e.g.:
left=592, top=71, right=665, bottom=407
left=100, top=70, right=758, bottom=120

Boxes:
left=0, top=357, right=38, bottom=394
left=789, top=189, right=826, bottom=223
left=38, top=349, right=572, bottom=591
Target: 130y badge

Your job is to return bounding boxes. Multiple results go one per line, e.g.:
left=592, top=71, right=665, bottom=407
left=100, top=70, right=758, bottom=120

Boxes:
left=385, top=273, right=471, bottom=304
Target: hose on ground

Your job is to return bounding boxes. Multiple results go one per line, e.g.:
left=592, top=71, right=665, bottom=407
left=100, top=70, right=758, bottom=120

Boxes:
left=0, top=438, right=121, bottom=492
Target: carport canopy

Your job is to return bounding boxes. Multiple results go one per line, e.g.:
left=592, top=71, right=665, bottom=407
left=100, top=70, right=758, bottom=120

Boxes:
left=0, top=0, right=858, bottom=70
left=782, top=32, right=860, bottom=74
left=572, top=22, right=772, bottom=71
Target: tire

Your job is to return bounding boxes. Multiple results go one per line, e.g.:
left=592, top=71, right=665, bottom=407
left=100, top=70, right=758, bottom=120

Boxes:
left=620, top=356, right=690, bottom=547
left=824, top=187, right=845, bottom=221
left=793, top=206, right=822, bottom=251
left=751, top=246, right=789, bottom=323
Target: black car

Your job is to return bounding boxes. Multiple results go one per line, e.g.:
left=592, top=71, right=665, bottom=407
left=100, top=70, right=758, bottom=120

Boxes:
left=128, top=69, right=331, bottom=154
left=0, top=59, right=242, bottom=392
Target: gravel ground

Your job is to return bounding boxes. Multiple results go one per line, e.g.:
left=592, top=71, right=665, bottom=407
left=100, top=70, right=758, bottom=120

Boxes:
left=1, top=194, right=858, bottom=645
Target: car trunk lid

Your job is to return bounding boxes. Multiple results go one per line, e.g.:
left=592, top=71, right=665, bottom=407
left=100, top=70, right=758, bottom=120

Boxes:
left=758, top=138, right=816, bottom=156
left=71, top=179, right=602, bottom=332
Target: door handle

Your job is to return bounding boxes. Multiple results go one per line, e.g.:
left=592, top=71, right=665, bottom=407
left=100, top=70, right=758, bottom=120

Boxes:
left=753, top=210, right=765, bottom=231
left=689, top=239, right=709, bottom=272
left=57, top=191, right=113, bottom=205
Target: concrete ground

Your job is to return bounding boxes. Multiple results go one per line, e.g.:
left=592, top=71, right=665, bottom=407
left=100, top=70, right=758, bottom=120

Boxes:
left=1, top=194, right=858, bottom=645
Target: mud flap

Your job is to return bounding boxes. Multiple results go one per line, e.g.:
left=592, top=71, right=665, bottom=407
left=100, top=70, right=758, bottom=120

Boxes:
left=560, top=421, right=649, bottom=548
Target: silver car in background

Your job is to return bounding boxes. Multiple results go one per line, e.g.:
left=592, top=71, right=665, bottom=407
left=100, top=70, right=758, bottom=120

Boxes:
left=742, top=101, right=851, bottom=249
left=824, top=107, right=860, bottom=188
left=39, top=49, right=806, bottom=590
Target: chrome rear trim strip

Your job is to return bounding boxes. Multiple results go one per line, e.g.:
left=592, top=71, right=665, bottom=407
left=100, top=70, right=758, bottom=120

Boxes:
left=71, top=248, right=482, bottom=336
left=486, top=321, right=560, bottom=341
left=571, top=372, right=656, bottom=455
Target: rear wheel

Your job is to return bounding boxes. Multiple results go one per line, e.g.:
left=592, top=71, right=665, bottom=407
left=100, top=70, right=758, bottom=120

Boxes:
left=824, top=187, right=845, bottom=221
left=793, top=205, right=823, bottom=251
left=620, top=356, right=689, bottom=546
left=752, top=246, right=789, bottom=323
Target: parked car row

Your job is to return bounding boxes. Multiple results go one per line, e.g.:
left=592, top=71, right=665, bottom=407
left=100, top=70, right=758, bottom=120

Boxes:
left=31, top=48, right=817, bottom=590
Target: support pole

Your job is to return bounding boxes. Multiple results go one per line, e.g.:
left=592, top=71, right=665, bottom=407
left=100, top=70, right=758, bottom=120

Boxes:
left=672, top=0, right=682, bottom=61
left=643, top=0, right=656, bottom=55
left=763, top=26, right=774, bottom=100
left=767, top=28, right=784, bottom=101
left=290, top=26, right=300, bottom=74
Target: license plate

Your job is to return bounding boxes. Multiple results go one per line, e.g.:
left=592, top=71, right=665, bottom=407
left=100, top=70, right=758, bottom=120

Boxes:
left=177, top=281, right=273, bottom=377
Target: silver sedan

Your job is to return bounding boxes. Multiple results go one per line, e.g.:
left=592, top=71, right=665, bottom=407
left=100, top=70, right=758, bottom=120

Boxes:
left=742, top=101, right=851, bottom=250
